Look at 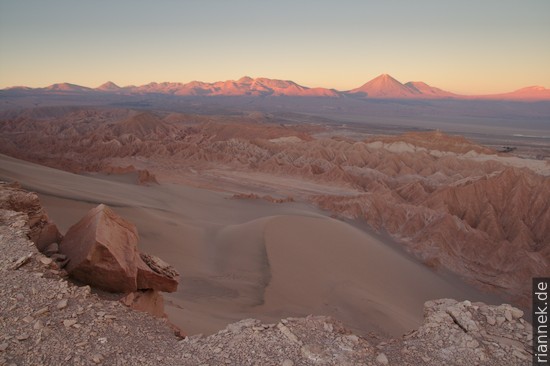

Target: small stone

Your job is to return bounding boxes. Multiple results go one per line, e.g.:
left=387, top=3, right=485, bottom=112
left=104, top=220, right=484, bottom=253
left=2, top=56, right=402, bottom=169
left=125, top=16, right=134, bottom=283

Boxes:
left=496, top=316, right=506, bottom=326
left=512, top=350, right=529, bottom=360
left=504, top=310, right=513, bottom=322
left=63, top=319, right=77, bottom=327
left=39, top=257, right=53, bottom=265
left=16, top=333, right=29, bottom=341
left=277, top=323, right=301, bottom=345
left=346, top=335, right=359, bottom=344
left=421, top=356, right=431, bottom=362
left=301, top=344, right=327, bottom=362
left=33, top=307, right=49, bottom=317
left=92, top=354, right=102, bottom=363
left=51, top=253, right=66, bottom=261
left=511, top=308, right=524, bottom=319
left=33, top=320, right=44, bottom=330
left=0, top=343, right=8, bottom=352
left=12, top=253, right=32, bottom=269
left=213, top=347, right=222, bottom=353
left=76, top=341, right=87, bottom=347
left=323, top=322, right=333, bottom=332
left=281, top=360, right=294, bottom=366
left=486, top=315, right=496, bottom=325
left=56, top=299, right=68, bottom=310
left=477, top=350, right=487, bottom=361
left=22, top=315, right=34, bottom=323
left=376, top=352, right=389, bottom=365
left=467, top=340, right=479, bottom=348
left=44, top=242, right=59, bottom=256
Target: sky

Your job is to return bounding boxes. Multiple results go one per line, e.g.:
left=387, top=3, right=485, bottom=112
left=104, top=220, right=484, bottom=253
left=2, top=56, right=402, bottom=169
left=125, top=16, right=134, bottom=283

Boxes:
left=0, top=0, right=549, bottom=94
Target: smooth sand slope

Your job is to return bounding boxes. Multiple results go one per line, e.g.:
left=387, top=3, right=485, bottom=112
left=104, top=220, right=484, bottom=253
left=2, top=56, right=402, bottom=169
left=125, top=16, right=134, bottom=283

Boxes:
left=0, top=153, right=502, bottom=336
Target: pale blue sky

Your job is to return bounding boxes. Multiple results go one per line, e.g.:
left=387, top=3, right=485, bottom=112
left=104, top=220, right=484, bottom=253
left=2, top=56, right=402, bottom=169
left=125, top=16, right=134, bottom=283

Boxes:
left=0, top=0, right=549, bottom=93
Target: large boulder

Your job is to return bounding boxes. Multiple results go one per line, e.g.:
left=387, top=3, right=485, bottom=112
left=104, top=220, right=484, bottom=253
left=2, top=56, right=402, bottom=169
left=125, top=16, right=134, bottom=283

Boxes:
left=59, top=204, right=179, bottom=294
left=59, top=204, right=140, bottom=292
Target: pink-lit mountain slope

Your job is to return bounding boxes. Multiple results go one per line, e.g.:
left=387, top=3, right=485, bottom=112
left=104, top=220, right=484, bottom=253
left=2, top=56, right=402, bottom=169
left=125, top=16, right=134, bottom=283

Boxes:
left=476, top=86, right=550, bottom=101
left=96, top=81, right=122, bottom=92
left=43, top=83, right=93, bottom=92
left=347, top=74, right=455, bottom=99
left=4, top=75, right=550, bottom=100
left=404, top=81, right=457, bottom=98
left=121, top=77, right=340, bottom=97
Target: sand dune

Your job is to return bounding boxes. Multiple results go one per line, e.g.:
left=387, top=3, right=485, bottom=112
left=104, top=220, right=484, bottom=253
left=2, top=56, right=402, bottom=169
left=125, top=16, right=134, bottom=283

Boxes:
left=0, top=153, right=502, bottom=336
left=260, top=216, right=502, bottom=336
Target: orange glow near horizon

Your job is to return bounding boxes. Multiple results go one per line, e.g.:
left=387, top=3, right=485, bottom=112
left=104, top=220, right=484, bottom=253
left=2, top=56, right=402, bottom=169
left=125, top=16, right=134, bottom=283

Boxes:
left=0, top=1, right=549, bottom=94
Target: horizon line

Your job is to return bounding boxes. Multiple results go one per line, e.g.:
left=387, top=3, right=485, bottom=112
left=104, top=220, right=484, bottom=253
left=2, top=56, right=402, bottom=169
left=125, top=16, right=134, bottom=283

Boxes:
left=2, top=74, right=549, bottom=97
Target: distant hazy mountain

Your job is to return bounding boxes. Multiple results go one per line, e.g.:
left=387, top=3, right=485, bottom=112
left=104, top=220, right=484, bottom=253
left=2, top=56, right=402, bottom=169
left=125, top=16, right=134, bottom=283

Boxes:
left=3, top=75, right=549, bottom=101
left=348, top=74, right=420, bottom=98
left=96, top=81, right=122, bottom=92
left=404, top=81, right=458, bottom=98
left=42, top=83, right=93, bottom=92
left=346, top=74, right=457, bottom=99
left=475, top=85, right=550, bottom=101
left=123, top=77, right=340, bottom=97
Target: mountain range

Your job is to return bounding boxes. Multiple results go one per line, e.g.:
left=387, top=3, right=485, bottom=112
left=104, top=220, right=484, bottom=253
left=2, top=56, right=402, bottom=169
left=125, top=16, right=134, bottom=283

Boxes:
left=4, top=74, right=550, bottom=101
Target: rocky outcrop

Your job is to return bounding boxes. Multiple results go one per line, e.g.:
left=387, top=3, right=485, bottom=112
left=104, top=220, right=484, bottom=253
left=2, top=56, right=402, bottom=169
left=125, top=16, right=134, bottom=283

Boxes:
left=232, top=192, right=295, bottom=203
left=102, top=165, right=159, bottom=185
left=0, top=204, right=184, bottom=366
left=137, top=169, right=159, bottom=185
left=137, top=253, right=179, bottom=293
left=120, top=290, right=165, bottom=318
left=175, top=299, right=532, bottom=365
left=397, top=299, right=532, bottom=365
left=59, top=204, right=179, bottom=295
left=0, top=181, right=62, bottom=251
left=0, top=182, right=179, bottom=320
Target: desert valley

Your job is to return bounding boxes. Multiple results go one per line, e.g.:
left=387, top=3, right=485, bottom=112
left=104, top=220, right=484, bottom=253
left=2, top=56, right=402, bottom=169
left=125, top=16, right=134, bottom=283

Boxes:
left=0, top=72, right=549, bottom=364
